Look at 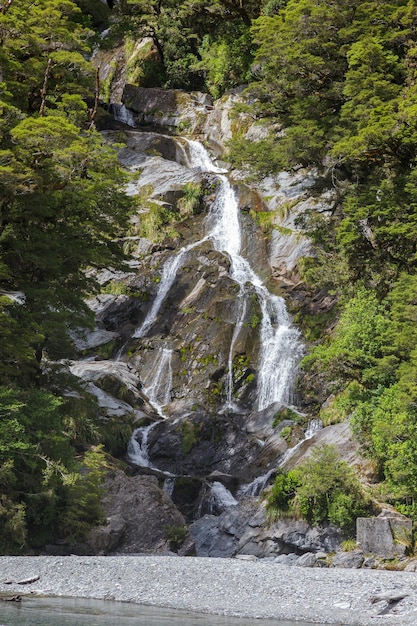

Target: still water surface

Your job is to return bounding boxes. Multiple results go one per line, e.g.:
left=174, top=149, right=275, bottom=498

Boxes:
left=0, top=596, right=329, bottom=626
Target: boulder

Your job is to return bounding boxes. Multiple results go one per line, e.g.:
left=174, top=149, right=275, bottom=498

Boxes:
left=183, top=498, right=259, bottom=558
left=87, top=515, right=126, bottom=555
left=332, top=550, right=365, bottom=569
left=145, top=411, right=262, bottom=481
left=123, top=84, right=212, bottom=133
left=274, top=553, right=300, bottom=566
left=236, top=504, right=343, bottom=557
left=295, top=552, right=318, bottom=567
left=357, top=516, right=412, bottom=558
left=97, top=470, right=186, bottom=554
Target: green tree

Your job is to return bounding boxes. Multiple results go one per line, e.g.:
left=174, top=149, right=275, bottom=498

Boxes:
left=113, top=0, right=262, bottom=90
left=267, top=445, right=370, bottom=531
left=1, top=113, right=132, bottom=382
left=302, top=290, right=390, bottom=390
left=0, top=0, right=132, bottom=552
left=0, top=0, right=93, bottom=113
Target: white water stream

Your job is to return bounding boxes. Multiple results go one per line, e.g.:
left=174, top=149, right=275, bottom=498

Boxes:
left=141, top=347, right=173, bottom=418
left=208, top=481, right=238, bottom=512
left=126, top=348, right=173, bottom=466
left=133, top=139, right=303, bottom=411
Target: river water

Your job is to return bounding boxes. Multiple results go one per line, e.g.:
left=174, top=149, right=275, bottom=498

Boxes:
left=0, top=597, right=329, bottom=625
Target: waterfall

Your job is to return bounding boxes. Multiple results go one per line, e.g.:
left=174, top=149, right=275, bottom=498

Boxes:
left=184, top=139, right=226, bottom=173
left=127, top=424, right=153, bottom=467
left=127, top=420, right=175, bottom=476
left=109, top=103, right=136, bottom=128
left=207, top=482, right=238, bottom=514
left=256, top=293, right=302, bottom=410
left=237, top=469, right=276, bottom=498
left=126, top=349, right=174, bottom=468
left=133, top=239, right=207, bottom=339
left=163, top=477, right=176, bottom=496
left=225, top=295, right=247, bottom=410
left=132, top=138, right=303, bottom=412
left=188, top=141, right=302, bottom=411
left=142, top=348, right=173, bottom=418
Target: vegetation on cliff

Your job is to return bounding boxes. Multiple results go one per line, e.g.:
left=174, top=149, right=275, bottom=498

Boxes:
left=267, top=445, right=371, bottom=532
left=241, top=0, right=417, bottom=521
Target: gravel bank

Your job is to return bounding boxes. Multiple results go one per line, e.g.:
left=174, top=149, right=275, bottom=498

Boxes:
left=1, top=556, right=417, bottom=624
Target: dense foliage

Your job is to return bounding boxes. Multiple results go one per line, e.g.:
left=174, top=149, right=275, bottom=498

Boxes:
left=267, top=445, right=371, bottom=532
left=0, top=0, right=132, bottom=551
left=107, top=0, right=263, bottom=91
left=234, top=0, right=417, bottom=518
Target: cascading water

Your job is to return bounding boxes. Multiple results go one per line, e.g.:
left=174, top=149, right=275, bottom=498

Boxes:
left=207, top=482, right=238, bottom=514
left=109, top=103, right=136, bottom=128
left=127, top=139, right=302, bottom=476
left=225, top=295, right=247, bottom=410
left=142, top=347, right=173, bottom=418
left=133, top=138, right=302, bottom=412
left=126, top=348, right=173, bottom=467
left=127, top=424, right=153, bottom=467
left=133, top=240, right=207, bottom=339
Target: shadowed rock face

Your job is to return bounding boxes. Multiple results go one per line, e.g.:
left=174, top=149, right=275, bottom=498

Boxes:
left=89, top=470, right=186, bottom=555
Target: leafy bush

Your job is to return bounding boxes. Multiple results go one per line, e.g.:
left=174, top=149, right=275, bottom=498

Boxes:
left=164, top=524, right=187, bottom=551
left=267, top=445, right=370, bottom=532
left=58, top=445, right=107, bottom=542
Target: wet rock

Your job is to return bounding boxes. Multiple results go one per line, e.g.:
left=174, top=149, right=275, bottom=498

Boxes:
left=185, top=498, right=259, bottom=558
left=236, top=505, right=343, bottom=558
left=123, top=84, right=212, bottom=133
left=246, top=403, right=282, bottom=437
left=146, top=411, right=262, bottom=480
left=168, top=476, right=204, bottom=522
left=188, top=515, right=236, bottom=558
left=274, top=553, right=300, bottom=566
left=281, top=421, right=362, bottom=471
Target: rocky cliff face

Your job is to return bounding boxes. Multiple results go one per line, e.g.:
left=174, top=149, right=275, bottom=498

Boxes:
left=54, top=77, right=361, bottom=560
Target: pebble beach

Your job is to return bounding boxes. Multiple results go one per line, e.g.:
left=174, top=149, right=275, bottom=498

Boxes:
left=1, top=556, right=417, bottom=624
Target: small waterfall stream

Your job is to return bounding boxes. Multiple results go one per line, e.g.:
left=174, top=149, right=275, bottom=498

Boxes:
left=141, top=347, right=173, bottom=418
left=225, top=295, right=247, bottom=410
left=207, top=482, right=238, bottom=514
left=126, top=348, right=173, bottom=466
left=238, top=419, right=323, bottom=497
left=133, top=240, right=207, bottom=339
left=127, top=424, right=153, bottom=467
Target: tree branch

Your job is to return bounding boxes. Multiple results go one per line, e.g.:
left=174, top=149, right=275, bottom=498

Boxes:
left=39, top=58, right=52, bottom=116
left=88, top=66, right=100, bottom=130
left=0, top=0, right=13, bottom=14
